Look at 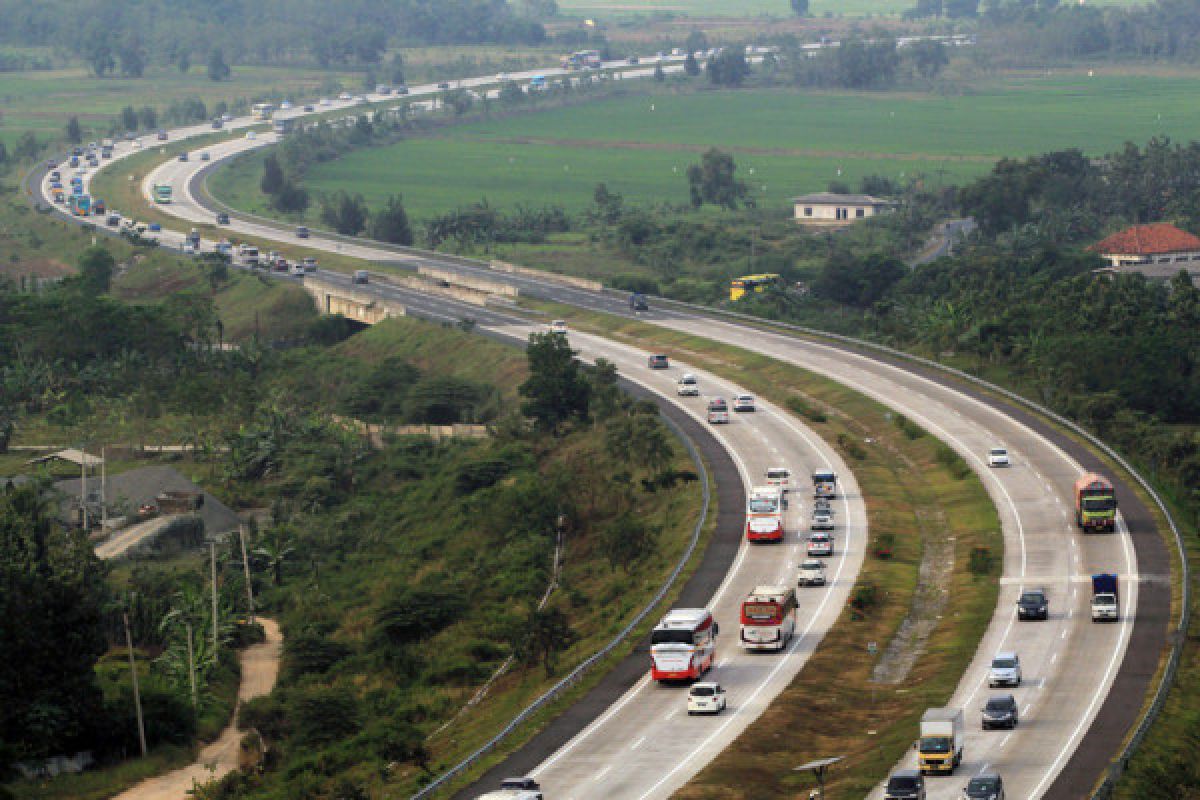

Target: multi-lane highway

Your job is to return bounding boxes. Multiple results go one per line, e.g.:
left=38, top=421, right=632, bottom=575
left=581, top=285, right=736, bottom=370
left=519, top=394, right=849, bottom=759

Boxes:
left=31, top=61, right=1170, bottom=800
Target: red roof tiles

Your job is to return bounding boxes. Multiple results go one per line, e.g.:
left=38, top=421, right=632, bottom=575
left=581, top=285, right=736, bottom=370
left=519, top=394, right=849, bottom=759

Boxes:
left=1089, top=223, right=1200, bottom=256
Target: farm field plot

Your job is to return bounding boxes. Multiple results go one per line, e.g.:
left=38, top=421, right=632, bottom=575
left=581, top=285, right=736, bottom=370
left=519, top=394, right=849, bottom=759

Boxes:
left=210, top=71, right=1200, bottom=221
left=555, top=0, right=1143, bottom=18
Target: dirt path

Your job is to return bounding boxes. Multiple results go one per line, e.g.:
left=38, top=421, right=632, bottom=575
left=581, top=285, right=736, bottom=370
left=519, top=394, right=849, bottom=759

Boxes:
left=111, top=618, right=282, bottom=800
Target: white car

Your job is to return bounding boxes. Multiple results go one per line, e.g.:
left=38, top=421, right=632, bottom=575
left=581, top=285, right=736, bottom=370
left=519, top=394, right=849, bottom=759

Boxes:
left=246, top=130, right=257, bottom=140
left=319, top=97, right=332, bottom=106
left=131, top=139, right=142, bottom=149
left=707, top=398, right=730, bottom=424
left=338, top=92, right=353, bottom=101
left=797, top=559, right=827, bottom=587
left=807, top=532, right=833, bottom=557
left=677, top=374, right=700, bottom=396
left=687, top=682, right=726, bottom=715
left=733, top=394, right=756, bottom=412
left=811, top=510, right=835, bottom=531
left=988, top=652, right=1022, bottom=687
left=182, top=242, right=196, bottom=255
left=988, top=447, right=1010, bottom=467
left=549, top=319, right=568, bottom=334
left=280, top=100, right=293, bottom=110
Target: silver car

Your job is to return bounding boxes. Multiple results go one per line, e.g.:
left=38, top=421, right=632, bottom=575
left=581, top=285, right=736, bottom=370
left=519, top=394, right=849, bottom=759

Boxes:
left=797, top=559, right=827, bottom=586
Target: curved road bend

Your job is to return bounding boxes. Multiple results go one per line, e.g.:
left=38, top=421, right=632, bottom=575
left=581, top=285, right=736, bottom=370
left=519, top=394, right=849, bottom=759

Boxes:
left=42, top=89, right=1168, bottom=800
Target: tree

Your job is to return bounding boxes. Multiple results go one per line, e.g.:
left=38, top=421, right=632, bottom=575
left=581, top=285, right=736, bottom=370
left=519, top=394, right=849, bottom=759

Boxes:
left=519, top=332, right=591, bottom=433
left=686, top=147, right=748, bottom=209
left=683, top=51, right=700, bottom=76
left=260, top=154, right=285, bottom=195
left=791, top=0, right=810, bottom=14
left=0, top=141, right=8, bottom=169
left=707, top=47, right=751, bottom=87
left=908, top=39, right=949, bottom=79
left=176, top=50, right=191, bottom=74
left=0, top=482, right=110, bottom=768
left=207, top=48, right=230, bottom=81
left=253, top=527, right=294, bottom=586
left=271, top=181, right=310, bottom=213
left=513, top=607, right=577, bottom=675
left=387, top=52, right=406, bottom=85
left=77, top=246, right=115, bottom=293
left=65, top=116, right=82, bottom=144
left=685, top=30, right=709, bottom=54
left=320, top=190, right=369, bottom=235
left=137, top=106, right=157, bottom=130
left=369, top=194, right=414, bottom=245
left=653, top=62, right=665, bottom=82
left=117, top=34, right=146, bottom=78
left=835, top=35, right=900, bottom=89
left=120, top=105, right=139, bottom=131
left=84, top=39, right=114, bottom=77
left=13, top=131, right=40, bottom=162
left=601, top=512, right=660, bottom=572
left=592, top=182, right=624, bottom=225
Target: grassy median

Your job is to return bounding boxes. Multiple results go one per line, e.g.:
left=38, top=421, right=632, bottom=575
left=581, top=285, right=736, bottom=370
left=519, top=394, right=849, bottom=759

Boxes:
left=548, top=305, right=1002, bottom=799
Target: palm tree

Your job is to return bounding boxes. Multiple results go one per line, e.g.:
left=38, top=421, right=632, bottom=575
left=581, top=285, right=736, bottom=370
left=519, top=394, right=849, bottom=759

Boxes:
left=254, top=527, right=295, bottom=586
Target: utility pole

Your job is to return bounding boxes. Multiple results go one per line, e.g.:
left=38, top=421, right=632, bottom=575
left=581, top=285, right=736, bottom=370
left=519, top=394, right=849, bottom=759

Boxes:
left=123, top=612, right=148, bottom=757
left=210, top=542, right=219, bottom=656
left=185, top=621, right=198, bottom=711
left=239, top=525, right=255, bottom=623
left=100, top=446, right=107, bottom=531
left=80, top=449, right=88, bottom=530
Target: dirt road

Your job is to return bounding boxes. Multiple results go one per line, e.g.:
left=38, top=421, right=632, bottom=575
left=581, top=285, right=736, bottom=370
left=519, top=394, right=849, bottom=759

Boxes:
left=111, top=618, right=282, bottom=800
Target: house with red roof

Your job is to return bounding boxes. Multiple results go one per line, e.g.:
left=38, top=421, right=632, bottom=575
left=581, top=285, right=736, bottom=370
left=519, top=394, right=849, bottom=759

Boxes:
left=1088, top=223, right=1200, bottom=269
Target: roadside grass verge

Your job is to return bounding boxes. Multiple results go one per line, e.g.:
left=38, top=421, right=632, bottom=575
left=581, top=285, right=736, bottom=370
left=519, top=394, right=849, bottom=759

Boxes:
left=7, top=745, right=194, bottom=800
left=549, top=304, right=1001, bottom=798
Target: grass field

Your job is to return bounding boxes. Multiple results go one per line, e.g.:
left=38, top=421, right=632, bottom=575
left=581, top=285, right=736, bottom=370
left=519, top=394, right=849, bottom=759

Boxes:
left=0, top=64, right=359, bottom=150
left=210, top=71, right=1200, bottom=221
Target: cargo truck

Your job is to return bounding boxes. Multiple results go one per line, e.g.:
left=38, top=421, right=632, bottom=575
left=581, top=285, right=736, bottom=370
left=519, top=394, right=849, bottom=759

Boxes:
left=1075, top=473, right=1117, bottom=532
left=1091, top=573, right=1119, bottom=622
left=918, top=707, right=963, bottom=774
left=812, top=469, right=837, bottom=499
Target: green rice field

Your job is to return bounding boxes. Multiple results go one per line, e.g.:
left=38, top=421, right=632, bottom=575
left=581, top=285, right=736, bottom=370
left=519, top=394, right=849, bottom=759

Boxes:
left=556, top=0, right=1145, bottom=19
left=208, top=70, right=1200, bottom=222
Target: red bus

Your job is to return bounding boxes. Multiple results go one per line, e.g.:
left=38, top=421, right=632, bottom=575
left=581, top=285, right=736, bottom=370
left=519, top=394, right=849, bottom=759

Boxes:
left=651, top=608, right=718, bottom=681
left=740, top=585, right=797, bottom=652
left=745, top=486, right=784, bottom=542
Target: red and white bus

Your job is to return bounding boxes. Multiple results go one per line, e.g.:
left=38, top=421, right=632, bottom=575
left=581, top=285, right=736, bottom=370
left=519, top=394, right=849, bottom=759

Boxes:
left=651, top=608, right=718, bottom=681
left=745, top=486, right=784, bottom=542
left=739, top=585, right=797, bottom=652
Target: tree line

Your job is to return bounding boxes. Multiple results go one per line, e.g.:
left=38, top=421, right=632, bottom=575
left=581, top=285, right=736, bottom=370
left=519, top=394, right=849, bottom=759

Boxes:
left=0, top=0, right=550, bottom=75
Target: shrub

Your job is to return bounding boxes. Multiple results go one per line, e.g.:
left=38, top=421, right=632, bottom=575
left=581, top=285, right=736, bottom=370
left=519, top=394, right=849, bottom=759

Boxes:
left=786, top=395, right=827, bottom=423
left=837, top=432, right=868, bottom=461
left=288, top=685, right=361, bottom=746
left=238, top=694, right=289, bottom=740
left=892, top=413, right=925, bottom=440
left=968, top=546, right=994, bottom=576
left=283, top=630, right=352, bottom=681
left=874, top=532, right=896, bottom=559
left=935, top=444, right=972, bottom=480
left=850, top=583, right=880, bottom=619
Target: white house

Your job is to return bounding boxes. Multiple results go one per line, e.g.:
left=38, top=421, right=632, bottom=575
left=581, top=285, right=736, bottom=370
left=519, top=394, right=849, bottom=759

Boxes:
left=792, top=192, right=895, bottom=227
left=1088, top=223, right=1200, bottom=268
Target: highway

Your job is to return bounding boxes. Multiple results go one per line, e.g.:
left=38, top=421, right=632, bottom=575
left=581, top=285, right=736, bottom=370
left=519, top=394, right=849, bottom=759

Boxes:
left=32, top=57, right=1169, bottom=800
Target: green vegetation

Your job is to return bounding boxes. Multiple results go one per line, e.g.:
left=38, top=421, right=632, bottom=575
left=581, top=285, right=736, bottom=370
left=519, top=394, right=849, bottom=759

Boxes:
left=1, top=245, right=703, bottom=799
left=211, top=72, right=1200, bottom=222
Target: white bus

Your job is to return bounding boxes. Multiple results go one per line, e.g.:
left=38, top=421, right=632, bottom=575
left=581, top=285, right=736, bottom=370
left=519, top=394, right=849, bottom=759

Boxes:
left=650, top=608, right=718, bottom=681
left=251, top=103, right=274, bottom=121
left=740, top=585, right=797, bottom=652
left=745, top=485, right=785, bottom=543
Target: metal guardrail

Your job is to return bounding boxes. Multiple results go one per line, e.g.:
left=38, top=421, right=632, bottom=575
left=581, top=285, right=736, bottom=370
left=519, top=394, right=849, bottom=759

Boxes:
left=641, top=295, right=1190, bottom=799
left=410, top=410, right=712, bottom=800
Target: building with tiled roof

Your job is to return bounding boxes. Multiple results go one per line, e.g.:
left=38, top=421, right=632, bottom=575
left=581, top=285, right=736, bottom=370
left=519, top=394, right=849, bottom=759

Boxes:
left=1088, top=223, right=1200, bottom=268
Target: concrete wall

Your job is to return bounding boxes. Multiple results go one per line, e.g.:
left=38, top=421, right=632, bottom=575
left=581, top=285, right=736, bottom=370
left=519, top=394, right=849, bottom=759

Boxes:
left=302, top=277, right=406, bottom=325
left=490, top=259, right=603, bottom=292
left=419, top=265, right=519, bottom=297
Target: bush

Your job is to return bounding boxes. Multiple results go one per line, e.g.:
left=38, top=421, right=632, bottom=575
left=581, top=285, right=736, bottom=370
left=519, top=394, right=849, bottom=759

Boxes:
left=935, top=444, right=971, bottom=480
left=283, top=630, right=352, bottom=681
left=786, top=395, right=827, bottom=423
left=892, top=413, right=925, bottom=440
left=837, top=432, right=868, bottom=461
left=874, top=532, right=895, bottom=559
left=968, top=546, right=994, bottom=576
left=850, top=583, right=880, bottom=619
left=288, top=685, right=361, bottom=747
left=238, top=694, right=289, bottom=740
